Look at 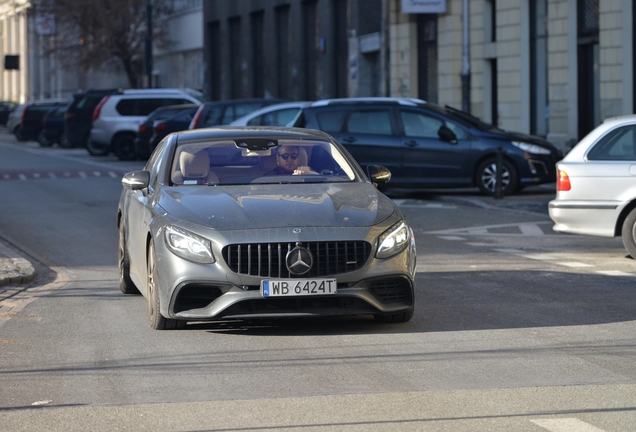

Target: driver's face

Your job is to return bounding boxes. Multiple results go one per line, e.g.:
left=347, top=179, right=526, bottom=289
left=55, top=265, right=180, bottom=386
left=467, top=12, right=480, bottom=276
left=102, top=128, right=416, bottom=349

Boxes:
left=276, top=146, right=300, bottom=172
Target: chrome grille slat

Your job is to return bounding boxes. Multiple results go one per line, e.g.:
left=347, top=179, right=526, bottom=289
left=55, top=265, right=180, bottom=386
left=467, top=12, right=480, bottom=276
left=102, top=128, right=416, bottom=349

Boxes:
left=223, top=241, right=372, bottom=277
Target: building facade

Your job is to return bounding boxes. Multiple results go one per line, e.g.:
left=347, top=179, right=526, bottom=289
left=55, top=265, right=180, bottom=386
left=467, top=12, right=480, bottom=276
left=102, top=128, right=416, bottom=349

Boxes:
left=203, top=0, right=634, bottom=152
left=388, top=0, right=634, bottom=151
left=202, top=0, right=385, bottom=101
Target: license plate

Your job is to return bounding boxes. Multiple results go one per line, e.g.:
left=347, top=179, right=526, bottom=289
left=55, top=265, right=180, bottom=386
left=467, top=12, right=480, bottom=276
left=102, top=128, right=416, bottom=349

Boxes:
left=261, top=279, right=337, bottom=297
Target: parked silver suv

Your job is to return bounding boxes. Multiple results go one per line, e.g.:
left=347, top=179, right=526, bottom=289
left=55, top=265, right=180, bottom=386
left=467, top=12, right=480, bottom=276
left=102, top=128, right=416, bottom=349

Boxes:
left=88, top=88, right=205, bottom=160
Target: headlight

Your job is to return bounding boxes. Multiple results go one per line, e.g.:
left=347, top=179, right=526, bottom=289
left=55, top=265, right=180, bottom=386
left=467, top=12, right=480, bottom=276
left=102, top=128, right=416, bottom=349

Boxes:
left=164, top=225, right=215, bottom=264
left=511, top=141, right=551, bottom=155
left=376, top=221, right=409, bottom=259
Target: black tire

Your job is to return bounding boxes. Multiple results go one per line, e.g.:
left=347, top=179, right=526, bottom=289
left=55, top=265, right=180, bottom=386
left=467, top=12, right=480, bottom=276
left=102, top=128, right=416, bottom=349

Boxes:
left=374, top=308, right=414, bottom=323
left=621, top=208, right=636, bottom=259
left=58, top=134, right=74, bottom=149
left=15, top=127, right=28, bottom=142
left=86, top=140, right=110, bottom=156
left=113, top=134, right=138, bottom=161
left=475, top=157, right=518, bottom=196
left=118, top=223, right=139, bottom=295
left=38, top=131, right=53, bottom=147
left=147, top=240, right=185, bottom=330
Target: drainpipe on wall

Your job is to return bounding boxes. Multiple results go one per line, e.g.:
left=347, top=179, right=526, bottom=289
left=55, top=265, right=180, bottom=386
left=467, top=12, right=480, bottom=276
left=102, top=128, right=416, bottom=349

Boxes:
left=461, top=0, right=470, bottom=112
left=380, top=0, right=388, bottom=96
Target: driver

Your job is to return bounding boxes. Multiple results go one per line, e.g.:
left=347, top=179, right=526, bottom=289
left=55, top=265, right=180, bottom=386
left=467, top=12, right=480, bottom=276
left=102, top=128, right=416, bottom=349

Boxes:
left=267, top=145, right=315, bottom=175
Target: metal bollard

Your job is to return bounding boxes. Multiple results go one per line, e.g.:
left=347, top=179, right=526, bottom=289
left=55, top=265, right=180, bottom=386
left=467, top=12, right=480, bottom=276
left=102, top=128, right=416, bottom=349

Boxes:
left=494, top=146, right=503, bottom=200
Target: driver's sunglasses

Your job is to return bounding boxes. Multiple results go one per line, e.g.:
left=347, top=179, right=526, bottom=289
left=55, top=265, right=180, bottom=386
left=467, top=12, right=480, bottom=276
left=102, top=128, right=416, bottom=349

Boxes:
left=278, top=153, right=298, bottom=160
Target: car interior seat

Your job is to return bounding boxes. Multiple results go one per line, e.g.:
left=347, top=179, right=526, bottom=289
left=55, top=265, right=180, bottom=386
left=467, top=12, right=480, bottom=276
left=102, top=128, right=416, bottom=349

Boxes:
left=172, top=149, right=219, bottom=184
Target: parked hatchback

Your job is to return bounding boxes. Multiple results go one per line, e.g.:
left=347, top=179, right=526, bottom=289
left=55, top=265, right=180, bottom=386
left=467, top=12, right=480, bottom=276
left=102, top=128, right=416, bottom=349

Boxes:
left=189, top=98, right=286, bottom=129
left=292, top=98, right=563, bottom=195
left=89, top=88, right=205, bottom=160
left=65, top=88, right=123, bottom=148
left=134, top=104, right=200, bottom=159
left=14, top=99, right=69, bottom=142
left=38, top=105, right=69, bottom=147
left=549, top=115, right=636, bottom=257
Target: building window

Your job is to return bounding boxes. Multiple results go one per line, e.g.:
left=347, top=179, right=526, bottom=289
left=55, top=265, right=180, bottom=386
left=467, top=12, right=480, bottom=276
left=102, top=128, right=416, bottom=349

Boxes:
left=302, top=0, right=318, bottom=100
left=577, top=0, right=600, bottom=139
left=530, top=0, right=548, bottom=137
left=276, top=5, right=291, bottom=99
left=251, top=11, right=264, bottom=98
left=229, top=16, right=242, bottom=99
left=417, top=15, right=438, bottom=103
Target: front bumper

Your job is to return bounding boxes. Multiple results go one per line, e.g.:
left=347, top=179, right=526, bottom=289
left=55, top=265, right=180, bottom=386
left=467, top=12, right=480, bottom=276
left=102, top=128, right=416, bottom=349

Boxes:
left=153, top=225, right=416, bottom=321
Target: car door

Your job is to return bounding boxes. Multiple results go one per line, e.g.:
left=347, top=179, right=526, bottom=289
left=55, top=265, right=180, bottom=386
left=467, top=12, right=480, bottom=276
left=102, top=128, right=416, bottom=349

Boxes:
left=397, top=108, right=473, bottom=187
left=579, top=123, right=636, bottom=201
left=316, top=107, right=402, bottom=177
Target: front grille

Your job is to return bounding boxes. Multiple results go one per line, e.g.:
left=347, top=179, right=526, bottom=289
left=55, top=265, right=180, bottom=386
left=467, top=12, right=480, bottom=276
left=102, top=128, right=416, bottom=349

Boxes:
left=222, top=241, right=371, bottom=278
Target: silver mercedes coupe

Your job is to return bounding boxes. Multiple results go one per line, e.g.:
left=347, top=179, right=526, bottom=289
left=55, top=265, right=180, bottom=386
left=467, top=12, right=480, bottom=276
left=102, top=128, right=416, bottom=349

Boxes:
left=117, top=127, right=416, bottom=329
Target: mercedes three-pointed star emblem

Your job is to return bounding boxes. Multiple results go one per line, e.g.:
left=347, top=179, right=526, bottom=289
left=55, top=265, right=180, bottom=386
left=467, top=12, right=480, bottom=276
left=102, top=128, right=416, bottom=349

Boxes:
left=286, top=246, right=313, bottom=275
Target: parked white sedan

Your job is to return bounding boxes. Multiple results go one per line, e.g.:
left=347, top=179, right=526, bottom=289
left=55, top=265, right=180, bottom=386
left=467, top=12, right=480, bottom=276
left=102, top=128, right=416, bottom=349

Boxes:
left=549, top=114, right=636, bottom=257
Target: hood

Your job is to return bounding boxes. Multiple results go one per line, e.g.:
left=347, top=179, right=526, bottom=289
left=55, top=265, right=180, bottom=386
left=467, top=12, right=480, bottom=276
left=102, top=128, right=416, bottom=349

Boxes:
left=157, top=182, right=396, bottom=230
left=479, top=129, right=560, bottom=152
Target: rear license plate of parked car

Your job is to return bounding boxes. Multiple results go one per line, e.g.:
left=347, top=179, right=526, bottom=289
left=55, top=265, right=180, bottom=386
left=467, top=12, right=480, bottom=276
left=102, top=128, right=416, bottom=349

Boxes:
left=261, top=279, right=337, bottom=297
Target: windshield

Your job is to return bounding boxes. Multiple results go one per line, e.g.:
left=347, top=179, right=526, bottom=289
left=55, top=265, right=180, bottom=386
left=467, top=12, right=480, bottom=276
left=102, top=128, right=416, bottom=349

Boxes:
left=170, top=139, right=357, bottom=186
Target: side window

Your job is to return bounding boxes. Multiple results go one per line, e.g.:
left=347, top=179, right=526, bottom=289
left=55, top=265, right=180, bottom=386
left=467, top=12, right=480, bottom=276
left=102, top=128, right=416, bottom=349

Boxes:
left=147, top=140, right=168, bottom=184
left=401, top=111, right=443, bottom=138
left=587, top=125, right=636, bottom=161
left=248, top=108, right=300, bottom=126
left=224, top=103, right=263, bottom=124
left=203, top=106, right=224, bottom=126
left=315, top=110, right=347, bottom=132
left=138, top=99, right=165, bottom=116
left=116, top=100, right=136, bottom=116
left=345, top=109, right=392, bottom=135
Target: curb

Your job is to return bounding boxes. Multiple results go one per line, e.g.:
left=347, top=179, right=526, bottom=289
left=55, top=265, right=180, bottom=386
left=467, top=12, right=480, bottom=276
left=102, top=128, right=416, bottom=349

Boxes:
left=0, top=238, right=35, bottom=286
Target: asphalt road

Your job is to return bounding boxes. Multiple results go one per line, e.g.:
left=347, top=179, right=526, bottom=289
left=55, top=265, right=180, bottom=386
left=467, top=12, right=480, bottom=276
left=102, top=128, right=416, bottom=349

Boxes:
left=1, top=132, right=636, bottom=431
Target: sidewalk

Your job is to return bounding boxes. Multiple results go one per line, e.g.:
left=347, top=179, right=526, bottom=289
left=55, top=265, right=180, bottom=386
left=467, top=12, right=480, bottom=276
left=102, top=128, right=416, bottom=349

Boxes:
left=0, top=238, right=35, bottom=287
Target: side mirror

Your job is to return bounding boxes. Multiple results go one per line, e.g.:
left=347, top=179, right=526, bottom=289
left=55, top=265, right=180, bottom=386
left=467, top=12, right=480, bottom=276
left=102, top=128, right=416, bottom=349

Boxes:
left=367, top=165, right=391, bottom=185
left=122, top=171, right=150, bottom=190
left=438, top=125, right=458, bottom=144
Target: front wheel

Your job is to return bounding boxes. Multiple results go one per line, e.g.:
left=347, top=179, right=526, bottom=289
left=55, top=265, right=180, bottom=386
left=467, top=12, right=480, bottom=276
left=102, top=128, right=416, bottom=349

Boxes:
left=147, top=240, right=185, bottom=330
left=113, top=134, right=138, bottom=161
left=86, top=140, right=110, bottom=156
left=118, top=223, right=139, bottom=295
left=38, top=131, right=53, bottom=147
left=475, top=157, right=518, bottom=196
left=621, top=208, right=636, bottom=258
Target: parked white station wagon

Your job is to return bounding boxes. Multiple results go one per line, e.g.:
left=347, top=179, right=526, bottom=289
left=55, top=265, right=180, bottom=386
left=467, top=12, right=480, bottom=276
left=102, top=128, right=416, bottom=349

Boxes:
left=549, top=115, right=636, bottom=257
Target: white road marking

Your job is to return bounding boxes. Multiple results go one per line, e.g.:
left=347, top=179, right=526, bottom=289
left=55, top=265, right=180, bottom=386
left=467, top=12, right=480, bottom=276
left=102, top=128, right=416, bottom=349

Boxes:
left=493, top=248, right=525, bottom=254
left=523, top=254, right=557, bottom=261
left=18, top=174, right=26, bottom=181
left=48, top=172, right=57, bottom=179
left=438, top=236, right=466, bottom=241
left=394, top=199, right=457, bottom=209
left=596, top=270, right=635, bottom=276
left=466, top=242, right=491, bottom=246
left=78, top=171, right=87, bottom=178
left=93, top=171, right=101, bottom=177
left=108, top=171, right=119, bottom=178
left=425, top=221, right=553, bottom=237
left=531, top=418, right=605, bottom=432
left=520, top=223, right=545, bottom=235
left=557, top=262, right=594, bottom=268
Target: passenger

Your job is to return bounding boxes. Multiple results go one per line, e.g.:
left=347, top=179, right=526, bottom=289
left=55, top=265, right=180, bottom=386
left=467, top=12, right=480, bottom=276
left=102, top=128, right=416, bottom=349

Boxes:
left=267, top=144, right=316, bottom=175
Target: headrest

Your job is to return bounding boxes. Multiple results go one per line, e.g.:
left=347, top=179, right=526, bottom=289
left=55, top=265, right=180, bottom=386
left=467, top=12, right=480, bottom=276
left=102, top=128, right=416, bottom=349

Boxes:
left=180, top=150, right=210, bottom=179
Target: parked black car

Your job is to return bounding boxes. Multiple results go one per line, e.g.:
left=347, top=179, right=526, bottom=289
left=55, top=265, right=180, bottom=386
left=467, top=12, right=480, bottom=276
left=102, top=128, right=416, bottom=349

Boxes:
left=38, top=105, right=69, bottom=147
left=0, top=100, right=17, bottom=126
left=134, top=104, right=199, bottom=159
left=189, top=98, right=287, bottom=129
left=15, top=100, right=69, bottom=142
left=292, top=98, right=564, bottom=195
left=65, top=89, right=122, bottom=148
left=147, top=105, right=200, bottom=153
